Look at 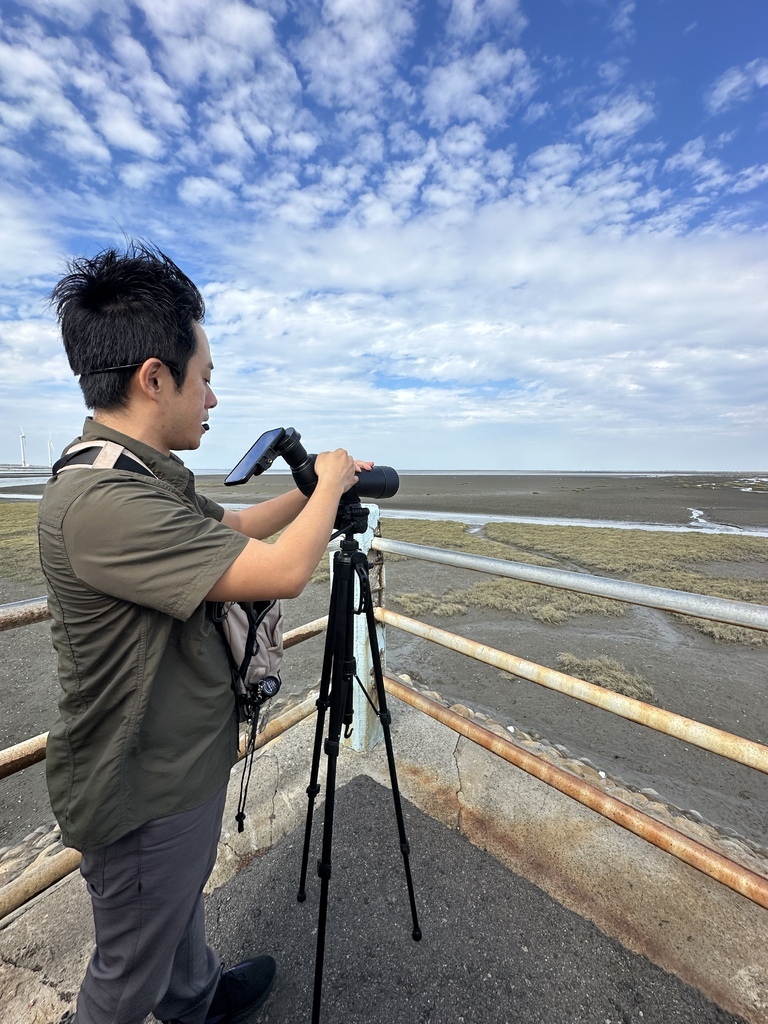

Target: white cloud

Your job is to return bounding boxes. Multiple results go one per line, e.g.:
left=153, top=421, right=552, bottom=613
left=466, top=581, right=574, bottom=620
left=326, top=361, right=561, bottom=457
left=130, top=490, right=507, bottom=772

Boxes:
left=0, top=35, right=112, bottom=164
left=94, top=91, right=164, bottom=157
left=207, top=114, right=253, bottom=160
left=705, top=58, right=768, bottom=115
left=731, top=164, right=768, bottom=194
left=1, top=2, right=766, bottom=470
left=293, top=0, right=416, bottom=111
left=608, top=0, right=636, bottom=44
left=118, top=161, right=169, bottom=190
left=279, top=131, right=321, bottom=156
left=178, top=176, right=234, bottom=206
left=445, top=0, right=528, bottom=41
left=524, top=143, right=582, bottom=182
left=577, top=91, right=655, bottom=147
left=598, top=60, right=628, bottom=87
left=110, top=35, right=189, bottom=132
left=663, top=137, right=730, bottom=193
left=423, top=44, right=537, bottom=129
left=14, top=0, right=128, bottom=30
left=136, top=0, right=280, bottom=91
left=522, top=100, right=550, bottom=124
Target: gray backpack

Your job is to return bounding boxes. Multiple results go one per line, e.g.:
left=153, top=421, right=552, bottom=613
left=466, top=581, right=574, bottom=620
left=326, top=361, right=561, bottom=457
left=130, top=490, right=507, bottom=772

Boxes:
left=211, top=599, right=283, bottom=723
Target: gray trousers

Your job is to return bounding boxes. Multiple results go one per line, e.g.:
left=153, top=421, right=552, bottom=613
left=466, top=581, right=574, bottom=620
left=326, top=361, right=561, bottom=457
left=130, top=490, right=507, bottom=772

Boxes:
left=76, top=784, right=228, bottom=1024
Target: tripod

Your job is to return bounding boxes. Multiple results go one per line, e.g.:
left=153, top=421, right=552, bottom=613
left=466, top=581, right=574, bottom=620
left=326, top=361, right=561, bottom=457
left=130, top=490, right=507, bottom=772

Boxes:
left=297, top=501, right=422, bottom=1023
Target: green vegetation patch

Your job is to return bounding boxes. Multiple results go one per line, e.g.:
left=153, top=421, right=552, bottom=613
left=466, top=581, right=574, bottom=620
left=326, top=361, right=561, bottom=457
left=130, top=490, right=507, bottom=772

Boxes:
left=482, top=521, right=767, bottom=577
left=0, top=502, right=44, bottom=586
left=381, top=518, right=557, bottom=566
left=383, top=519, right=621, bottom=625
left=393, top=578, right=623, bottom=625
left=556, top=653, right=656, bottom=702
left=482, top=522, right=768, bottom=646
left=381, top=517, right=768, bottom=645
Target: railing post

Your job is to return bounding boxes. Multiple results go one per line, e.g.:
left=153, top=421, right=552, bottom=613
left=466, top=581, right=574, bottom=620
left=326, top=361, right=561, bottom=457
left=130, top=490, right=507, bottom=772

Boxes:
left=338, top=503, right=385, bottom=753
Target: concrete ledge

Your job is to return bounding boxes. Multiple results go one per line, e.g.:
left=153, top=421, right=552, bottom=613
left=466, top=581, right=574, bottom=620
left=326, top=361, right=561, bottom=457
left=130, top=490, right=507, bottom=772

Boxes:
left=367, top=696, right=768, bottom=1024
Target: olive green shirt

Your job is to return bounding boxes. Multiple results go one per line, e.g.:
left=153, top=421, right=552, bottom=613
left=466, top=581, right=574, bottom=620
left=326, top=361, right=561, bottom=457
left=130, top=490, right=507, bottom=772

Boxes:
left=38, top=419, right=249, bottom=851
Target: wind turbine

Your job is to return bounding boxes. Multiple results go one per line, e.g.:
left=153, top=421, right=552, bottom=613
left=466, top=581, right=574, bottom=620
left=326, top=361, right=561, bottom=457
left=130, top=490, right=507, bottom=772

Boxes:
left=19, top=426, right=27, bottom=468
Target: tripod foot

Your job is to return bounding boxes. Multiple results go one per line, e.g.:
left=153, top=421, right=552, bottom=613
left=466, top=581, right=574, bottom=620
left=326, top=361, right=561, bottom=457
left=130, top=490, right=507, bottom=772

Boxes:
left=413, top=927, right=422, bottom=941
left=297, top=891, right=306, bottom=903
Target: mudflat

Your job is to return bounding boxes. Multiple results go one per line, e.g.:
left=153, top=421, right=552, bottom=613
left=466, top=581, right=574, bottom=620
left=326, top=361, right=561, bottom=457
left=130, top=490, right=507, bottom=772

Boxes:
left=178, top=469, right=768, bottom=531
left=0, top=473, right=766, bottom=854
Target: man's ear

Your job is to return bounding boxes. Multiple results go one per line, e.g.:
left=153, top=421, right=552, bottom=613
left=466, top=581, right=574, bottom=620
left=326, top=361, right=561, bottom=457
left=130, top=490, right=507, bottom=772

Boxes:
left=135, top=358, right=170, bottom=401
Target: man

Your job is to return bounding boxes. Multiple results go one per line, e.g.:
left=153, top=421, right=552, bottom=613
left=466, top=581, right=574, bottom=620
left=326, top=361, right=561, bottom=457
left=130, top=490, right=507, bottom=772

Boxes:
left=39, top=242, right=366, bottom=1024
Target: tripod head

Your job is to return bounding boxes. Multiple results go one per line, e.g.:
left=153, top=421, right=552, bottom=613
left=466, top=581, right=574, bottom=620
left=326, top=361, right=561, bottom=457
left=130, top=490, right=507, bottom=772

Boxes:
left=332, top=496, right=370, bottom=539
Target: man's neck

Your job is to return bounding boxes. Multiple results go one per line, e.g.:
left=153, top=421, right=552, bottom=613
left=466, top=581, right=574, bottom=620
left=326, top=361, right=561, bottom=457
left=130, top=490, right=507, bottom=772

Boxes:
left=92, top=410, right=171, bottom=456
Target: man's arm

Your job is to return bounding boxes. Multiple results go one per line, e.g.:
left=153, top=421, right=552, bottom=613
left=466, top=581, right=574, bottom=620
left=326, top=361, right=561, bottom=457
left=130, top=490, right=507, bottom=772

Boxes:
left=206, top=449, right=361, bottom=602
left=221, top=488, right=309, bottom=540
left=219, top=458, right=374, bottom=540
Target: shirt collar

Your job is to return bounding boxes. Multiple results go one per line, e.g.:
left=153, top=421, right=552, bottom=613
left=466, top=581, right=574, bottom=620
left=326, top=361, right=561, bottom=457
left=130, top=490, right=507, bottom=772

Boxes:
left=79, top=417, right=193, bottom=494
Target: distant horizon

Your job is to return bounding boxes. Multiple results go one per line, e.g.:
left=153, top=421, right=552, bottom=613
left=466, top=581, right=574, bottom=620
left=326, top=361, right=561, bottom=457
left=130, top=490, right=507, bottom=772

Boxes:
left=3, top=464, right=767, bottom=480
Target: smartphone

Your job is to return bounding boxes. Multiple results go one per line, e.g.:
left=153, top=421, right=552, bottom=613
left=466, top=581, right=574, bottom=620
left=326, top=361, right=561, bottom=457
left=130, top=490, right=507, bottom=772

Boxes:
left=224, top=427, right=287, bottom=486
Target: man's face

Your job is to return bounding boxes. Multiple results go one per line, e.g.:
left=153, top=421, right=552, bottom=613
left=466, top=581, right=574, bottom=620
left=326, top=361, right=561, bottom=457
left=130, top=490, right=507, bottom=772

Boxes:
left=165, top=324, right=217, bottom=451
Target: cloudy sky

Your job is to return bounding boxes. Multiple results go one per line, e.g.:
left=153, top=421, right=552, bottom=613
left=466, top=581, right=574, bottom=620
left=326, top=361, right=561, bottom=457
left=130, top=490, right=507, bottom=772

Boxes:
left=1, top=0, right=766, bottom=472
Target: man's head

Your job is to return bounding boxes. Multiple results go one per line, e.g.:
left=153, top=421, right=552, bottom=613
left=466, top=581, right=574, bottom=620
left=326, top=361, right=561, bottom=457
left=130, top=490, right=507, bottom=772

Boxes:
left=51, top=241, right=205, bottom=411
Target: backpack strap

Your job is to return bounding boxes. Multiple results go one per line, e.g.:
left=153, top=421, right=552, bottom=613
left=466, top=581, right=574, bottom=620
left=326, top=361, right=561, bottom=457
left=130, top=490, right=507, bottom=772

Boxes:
left=52, top=440, right=155, bottom=478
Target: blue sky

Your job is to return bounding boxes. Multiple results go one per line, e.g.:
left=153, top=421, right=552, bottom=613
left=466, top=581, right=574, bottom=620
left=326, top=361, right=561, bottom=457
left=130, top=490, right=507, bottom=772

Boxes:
left=1, top=0, right=766, bottom=472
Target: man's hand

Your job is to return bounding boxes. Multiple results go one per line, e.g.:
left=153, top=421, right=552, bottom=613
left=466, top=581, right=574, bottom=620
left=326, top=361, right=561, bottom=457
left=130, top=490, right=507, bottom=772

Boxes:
left=313, top=448, right=365, bottom=494
left=209, top=449, right=375, bottom=602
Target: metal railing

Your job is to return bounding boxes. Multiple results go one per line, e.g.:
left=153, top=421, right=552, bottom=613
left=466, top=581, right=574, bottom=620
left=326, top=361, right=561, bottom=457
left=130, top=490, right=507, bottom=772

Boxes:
left=2, top=524, right=768, bottom=917
left=372, top=537, right=768, bottom=632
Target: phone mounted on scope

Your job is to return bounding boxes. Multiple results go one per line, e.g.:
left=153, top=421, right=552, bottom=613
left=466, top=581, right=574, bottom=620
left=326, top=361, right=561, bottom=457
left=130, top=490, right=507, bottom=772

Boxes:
left=224, top=427, right=399, bottom=501
left=224, top=427, right=290, bottom=486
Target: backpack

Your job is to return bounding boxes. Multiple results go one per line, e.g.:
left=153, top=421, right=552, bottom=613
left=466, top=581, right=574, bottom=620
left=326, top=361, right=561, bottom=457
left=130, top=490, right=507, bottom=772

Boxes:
left=211, top=599, right=284, bottom=723
left=52, top=439, right=284, bottom=726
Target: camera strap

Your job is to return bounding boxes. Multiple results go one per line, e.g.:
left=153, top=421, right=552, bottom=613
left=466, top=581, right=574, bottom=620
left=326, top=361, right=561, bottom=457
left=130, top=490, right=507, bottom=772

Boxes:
left=51, top=439, right=155, bottom=478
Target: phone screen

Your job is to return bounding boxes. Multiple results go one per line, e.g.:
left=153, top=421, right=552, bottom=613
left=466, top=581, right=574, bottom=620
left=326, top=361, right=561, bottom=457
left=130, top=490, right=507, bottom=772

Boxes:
left=224, top=427, right=286, bottom=486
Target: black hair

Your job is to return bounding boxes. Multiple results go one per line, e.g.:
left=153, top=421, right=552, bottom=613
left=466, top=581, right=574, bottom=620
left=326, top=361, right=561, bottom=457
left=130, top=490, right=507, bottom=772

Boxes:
left=50, top=241, right=205, bottom=410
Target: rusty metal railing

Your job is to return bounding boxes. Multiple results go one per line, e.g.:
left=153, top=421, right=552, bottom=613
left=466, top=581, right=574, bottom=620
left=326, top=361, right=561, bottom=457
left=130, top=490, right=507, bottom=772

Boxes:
left=2, top=525, right=767, bottom=917
left=374, top=608, right=768, bottom=774
left=0, top=620, right=327, bottom=920
left=0, top=597, right=48, bottom=632
left=383, top=676, right=768, bottom=911
left=0, top=689, right=323, bottom=922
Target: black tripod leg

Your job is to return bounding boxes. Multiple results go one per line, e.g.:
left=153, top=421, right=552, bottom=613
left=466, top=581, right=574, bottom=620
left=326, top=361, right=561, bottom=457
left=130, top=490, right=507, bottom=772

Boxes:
left=359, top=557, right=422, bottom=941
left=311, top=551, right=356, bottom=1024
left=297, top=557, right=342, bottom=901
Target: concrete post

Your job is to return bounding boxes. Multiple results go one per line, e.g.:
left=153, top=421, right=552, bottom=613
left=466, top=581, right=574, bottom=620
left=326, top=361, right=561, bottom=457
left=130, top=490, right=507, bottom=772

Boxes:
left=341, top=503, right=385, bottom=753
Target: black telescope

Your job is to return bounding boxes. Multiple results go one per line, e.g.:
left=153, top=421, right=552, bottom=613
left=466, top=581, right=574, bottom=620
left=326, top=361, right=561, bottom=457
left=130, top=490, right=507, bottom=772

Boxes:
left=224, top=427, right=399, bottom=501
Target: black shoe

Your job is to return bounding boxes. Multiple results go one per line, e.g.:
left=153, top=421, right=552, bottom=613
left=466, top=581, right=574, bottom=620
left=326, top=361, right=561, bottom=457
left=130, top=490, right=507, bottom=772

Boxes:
left=205, top=955, right=277, bottom=1023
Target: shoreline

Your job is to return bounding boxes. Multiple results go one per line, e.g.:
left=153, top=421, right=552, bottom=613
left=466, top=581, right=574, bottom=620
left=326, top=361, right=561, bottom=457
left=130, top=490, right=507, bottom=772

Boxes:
left=3, top=470, right=767, bottom=530
left=203, top=471, right=768, bottom=532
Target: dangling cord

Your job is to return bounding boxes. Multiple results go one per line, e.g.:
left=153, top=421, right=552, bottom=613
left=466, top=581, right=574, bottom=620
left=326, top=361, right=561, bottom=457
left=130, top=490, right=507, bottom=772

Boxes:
left=236, top=708, right=260, bottom=833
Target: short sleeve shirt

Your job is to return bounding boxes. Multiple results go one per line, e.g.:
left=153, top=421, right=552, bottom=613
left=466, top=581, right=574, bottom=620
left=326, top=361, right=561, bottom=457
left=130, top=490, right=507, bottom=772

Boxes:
left=38, top=419, right=249, bottom=850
